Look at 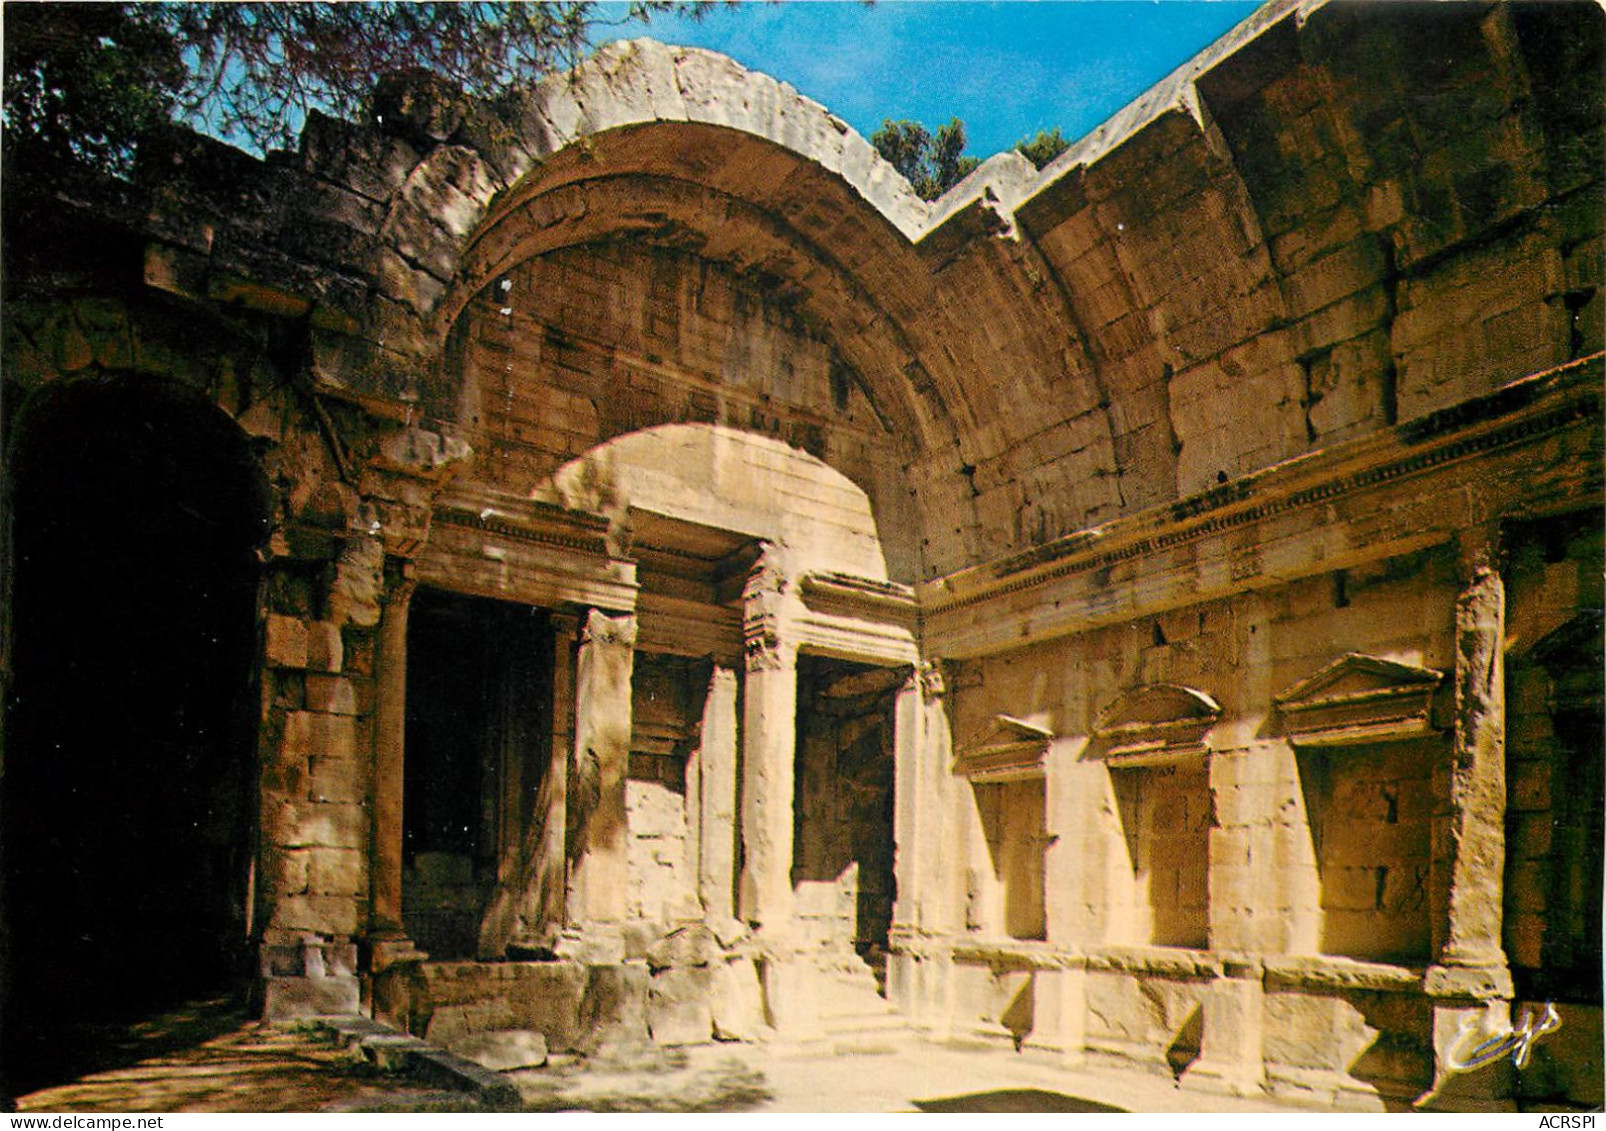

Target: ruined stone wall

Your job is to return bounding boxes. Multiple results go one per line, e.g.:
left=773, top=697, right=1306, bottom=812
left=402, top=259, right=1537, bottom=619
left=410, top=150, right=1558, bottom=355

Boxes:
left=942, top=545, right=1457, bottom=955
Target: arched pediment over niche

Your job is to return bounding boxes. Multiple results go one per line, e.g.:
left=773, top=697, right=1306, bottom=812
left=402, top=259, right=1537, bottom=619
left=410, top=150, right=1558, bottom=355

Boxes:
left=1088, top=684, right=1222, bottom=766
left=539, top=423, right=891, bottom=581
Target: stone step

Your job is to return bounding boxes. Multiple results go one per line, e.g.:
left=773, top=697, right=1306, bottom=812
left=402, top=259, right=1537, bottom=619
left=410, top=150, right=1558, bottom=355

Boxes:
left=310, top=1016, right=521, bottom=1109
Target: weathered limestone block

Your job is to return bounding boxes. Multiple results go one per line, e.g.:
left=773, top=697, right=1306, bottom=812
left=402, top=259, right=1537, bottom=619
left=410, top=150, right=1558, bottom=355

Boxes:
left=328, top=535, right=385, bottom=629
left=579, top=963, right=650, bottom=1051
left=281, top=711, right=357, bottom=761
left=307, top=755, right=362, bottom=803
left=305, top=674, right=359, bottom=716
left=710, top=956, right=766, bottom=1042
left=448, top=1029, right=549, bottom=1072
left=265, top=614, right=310, bottom=668
left=645, top=924, right=717, bottom=972
left=306, top=621, right=344, bottom=672
left=271, top=893, right=362, bottom=936
left=307, top=847, right=365, bottom=897
left=261, top=974, right=361, bottom=1021
left=284, top=800, right=365, bottom=849
left=647, top=965, right=715, bottom=1046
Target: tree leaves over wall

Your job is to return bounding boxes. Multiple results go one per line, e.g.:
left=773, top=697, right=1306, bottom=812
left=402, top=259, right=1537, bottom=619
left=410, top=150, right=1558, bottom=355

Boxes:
left=2, top=2, right=691, bottom=177
left=871, top=118, right=1071, bottom=201
left=870, top=117, right=979, bottom=201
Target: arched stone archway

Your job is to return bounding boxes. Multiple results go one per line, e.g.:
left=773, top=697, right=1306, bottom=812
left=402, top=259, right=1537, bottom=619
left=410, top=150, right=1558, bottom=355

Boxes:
left=1, top=375, right=270, bottom=1094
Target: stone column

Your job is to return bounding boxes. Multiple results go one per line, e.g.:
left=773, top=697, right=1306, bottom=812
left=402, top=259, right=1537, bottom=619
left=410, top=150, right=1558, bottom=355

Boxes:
left=1421, top=546, right=1516, bottom=1111
left=563, top=608, right=637, bottom=954
left=698, top=665, right=740, bottom=923
left=1439, top=563, right=1509, bottom=970
left=891, top=665, right=925, bottom=936
left=369, top=561, right=425, bottom=966
left=535, top=611, right=578, bottom=938
left=738, top=545, right=798, bottom=933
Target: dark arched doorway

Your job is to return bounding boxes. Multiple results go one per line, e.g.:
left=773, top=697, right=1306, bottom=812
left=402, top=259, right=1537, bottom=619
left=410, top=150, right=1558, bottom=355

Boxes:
left=2, top=375, right=270, bottom=1095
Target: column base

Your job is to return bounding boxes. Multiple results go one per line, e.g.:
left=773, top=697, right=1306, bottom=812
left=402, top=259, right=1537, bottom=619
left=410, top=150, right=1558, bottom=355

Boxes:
left=258, top=933, right=363, bottom=1021
left=368, top=933, right=429, bottom=972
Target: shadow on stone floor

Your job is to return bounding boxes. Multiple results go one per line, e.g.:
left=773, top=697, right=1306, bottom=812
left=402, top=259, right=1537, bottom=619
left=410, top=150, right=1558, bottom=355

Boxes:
left=5, top=995, right=249, bottom=1100
left=9, top=999, right=447, bottom=1113
left=914, top=1088, right=1126, bottom=1113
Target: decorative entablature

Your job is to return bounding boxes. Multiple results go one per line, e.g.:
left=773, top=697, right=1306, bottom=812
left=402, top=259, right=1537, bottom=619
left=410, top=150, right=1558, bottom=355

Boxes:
left=799, top=572, right=918, bottom=630
left=952, top=714, right=1053, bottom=782
left=1087, top=684, right=1221, bottom=767
left=1274, top=653, right=1445, bottom=747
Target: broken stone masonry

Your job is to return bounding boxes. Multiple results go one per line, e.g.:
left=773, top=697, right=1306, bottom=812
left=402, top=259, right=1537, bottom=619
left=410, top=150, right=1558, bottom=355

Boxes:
left=1, top=0, right=1601, bottom=1111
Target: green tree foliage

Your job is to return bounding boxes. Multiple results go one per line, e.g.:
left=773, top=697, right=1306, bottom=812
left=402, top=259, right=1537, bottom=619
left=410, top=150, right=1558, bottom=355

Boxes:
left=1015, top=126, right=1070, bottom=170
left=3, top=4, right=187, bottom=175
left=870, top=117, right=980, bottom=201
left=871, top=117, right=1073, bottom=199
left=2, top=2, right=685, bottom=177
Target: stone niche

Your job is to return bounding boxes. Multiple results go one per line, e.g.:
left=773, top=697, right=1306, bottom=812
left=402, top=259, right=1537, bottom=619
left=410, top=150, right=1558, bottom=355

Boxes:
left=1275, top=655, right=1446, bottom=965
left=793, top=657, right=901, bottom=965
left=1089, top=686, right=1220, bottom=950
left=954, top=714, right=1051, bottom=942
left=627, top=653, right=709, bottom=932
left=402, top=588, right=554, bottom=960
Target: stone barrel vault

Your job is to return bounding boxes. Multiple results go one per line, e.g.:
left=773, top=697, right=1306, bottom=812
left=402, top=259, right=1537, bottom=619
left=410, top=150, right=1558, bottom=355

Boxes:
left=1, top=0, right=1601, bottom=1110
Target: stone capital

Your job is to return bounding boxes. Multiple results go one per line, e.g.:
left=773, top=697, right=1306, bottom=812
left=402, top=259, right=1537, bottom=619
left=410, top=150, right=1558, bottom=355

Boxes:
left=382, top=556, right=418, bottom=608
left=744, top=633, right=794, bottom=673
left=580, top=607, right=637, bottom=650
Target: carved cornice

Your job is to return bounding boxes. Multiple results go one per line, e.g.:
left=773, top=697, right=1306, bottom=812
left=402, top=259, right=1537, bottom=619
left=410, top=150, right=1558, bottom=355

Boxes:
left=433, top=498, right=611, bottom=558
left=744, top=635, right=792, bottom=672
left=923, top=358, right=1601, bottom=618
left=799, top=571, right=917, bottom=629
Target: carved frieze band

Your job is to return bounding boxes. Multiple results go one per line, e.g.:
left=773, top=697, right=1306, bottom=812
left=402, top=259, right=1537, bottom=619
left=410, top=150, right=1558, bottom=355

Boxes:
left=433, top=502, right=611, bottom=557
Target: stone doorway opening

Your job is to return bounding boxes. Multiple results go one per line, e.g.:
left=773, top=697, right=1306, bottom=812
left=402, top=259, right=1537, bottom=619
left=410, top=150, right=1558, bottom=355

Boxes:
left=791, top=656, right=900, bottom=991
left=402, top=588, right=553, bottom=960
left=1, top=376, right=269, bottom=1094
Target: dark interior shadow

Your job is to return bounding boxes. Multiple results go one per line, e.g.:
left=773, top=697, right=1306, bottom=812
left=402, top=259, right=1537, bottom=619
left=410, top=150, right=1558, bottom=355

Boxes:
left=999, top=974, right=1035, bottom=1049
left=915, top=1089, right=1126, bottom=1113
left=1166, top=1002, right=1203, bottom=1079
left=5, top=995, right=250, bottom=1102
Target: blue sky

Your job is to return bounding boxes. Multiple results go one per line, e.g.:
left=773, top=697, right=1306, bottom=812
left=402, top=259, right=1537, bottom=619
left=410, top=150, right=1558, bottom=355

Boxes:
left=596, top=1, right=1261, bottom=160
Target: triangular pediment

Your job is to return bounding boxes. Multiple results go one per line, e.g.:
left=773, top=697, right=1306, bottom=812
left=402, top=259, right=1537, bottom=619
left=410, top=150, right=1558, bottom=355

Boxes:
left=1275, top=653, right=1444, bottom=747
left=1275, top=653, right=1442, bottom=707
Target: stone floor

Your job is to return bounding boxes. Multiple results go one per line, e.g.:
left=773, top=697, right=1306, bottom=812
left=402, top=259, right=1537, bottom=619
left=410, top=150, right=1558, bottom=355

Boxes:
left=508, top=1039, right=1307, bottom=1114
left=10, top=1000, right=1310, bottom=1114
left=9, top=1002, right=450, bottom=1114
